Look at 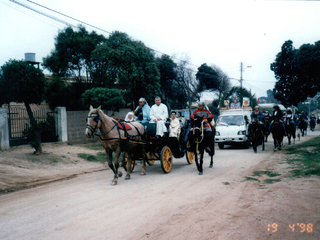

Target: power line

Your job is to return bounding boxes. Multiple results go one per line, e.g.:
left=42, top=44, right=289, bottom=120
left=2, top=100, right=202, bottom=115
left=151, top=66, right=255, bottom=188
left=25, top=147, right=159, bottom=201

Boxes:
left=19, top=0, right=202, bottom=71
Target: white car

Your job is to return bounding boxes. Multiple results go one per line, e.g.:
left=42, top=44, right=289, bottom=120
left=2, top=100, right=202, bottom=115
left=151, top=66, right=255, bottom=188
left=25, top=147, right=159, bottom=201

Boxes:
left=215, top=110, right=251, bottom=149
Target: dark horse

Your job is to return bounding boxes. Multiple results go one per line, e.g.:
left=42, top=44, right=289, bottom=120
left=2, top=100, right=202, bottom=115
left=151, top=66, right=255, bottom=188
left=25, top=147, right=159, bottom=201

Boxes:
left=310, top=116, right=316, bottom=131
left=284, top=117, right=296, bottom=145
left=269, top=118, right=285, bottom=151
left=262, top=117, right=271, bottom=142
left=247, top=118, right=265, bottom=153
left=297, top=118, right=308, bottom=137
left=188, top=117, right=214, bottom=175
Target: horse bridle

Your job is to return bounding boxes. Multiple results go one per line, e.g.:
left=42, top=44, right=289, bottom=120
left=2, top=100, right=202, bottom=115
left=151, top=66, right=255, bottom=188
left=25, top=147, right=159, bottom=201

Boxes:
left=86, top=112, right=100, bottom=137
left=193, top=120, right=204, bottom=144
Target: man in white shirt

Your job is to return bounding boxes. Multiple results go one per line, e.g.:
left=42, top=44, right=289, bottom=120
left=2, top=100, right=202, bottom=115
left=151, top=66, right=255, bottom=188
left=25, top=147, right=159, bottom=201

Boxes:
left=150, top=96, right=168, bottom=137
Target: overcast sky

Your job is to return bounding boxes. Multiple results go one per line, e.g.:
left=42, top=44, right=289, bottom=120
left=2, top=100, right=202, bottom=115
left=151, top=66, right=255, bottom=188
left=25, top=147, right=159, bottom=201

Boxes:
left=1, top=0, right=320, bottom=100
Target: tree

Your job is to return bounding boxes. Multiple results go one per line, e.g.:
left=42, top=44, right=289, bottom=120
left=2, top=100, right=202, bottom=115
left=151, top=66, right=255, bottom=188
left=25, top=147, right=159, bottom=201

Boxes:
left=155, top=54, right=186, bottom=111
left=0, top=60, right=46, bottom=154
left=175, top=57, right=200, bottom=114
left=43, top=25, right=106, bottom=82
left=210, top=64, right=231, bottom=105
left=196, top=63, right=219, bottom=92
left=271, top=40, right=320, bottom=107
left=81, top=88, right=126, bottom=112
left=91, top=31, right=161, bottom=104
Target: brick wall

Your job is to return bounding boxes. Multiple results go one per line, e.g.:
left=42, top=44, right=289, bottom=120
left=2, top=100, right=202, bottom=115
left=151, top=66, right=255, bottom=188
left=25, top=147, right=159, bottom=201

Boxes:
left=66, top=108, right=132, bottom=143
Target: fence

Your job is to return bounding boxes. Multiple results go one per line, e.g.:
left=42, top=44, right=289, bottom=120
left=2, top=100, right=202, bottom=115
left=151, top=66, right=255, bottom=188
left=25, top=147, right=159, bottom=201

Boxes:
left=7, top=106, right=58, bottom=146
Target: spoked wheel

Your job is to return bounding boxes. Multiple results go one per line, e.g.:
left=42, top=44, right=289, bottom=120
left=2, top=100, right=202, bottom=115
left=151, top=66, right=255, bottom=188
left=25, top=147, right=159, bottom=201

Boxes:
left=186, top=140, right=194, bottom=164
left=147, top=152, right=156, bottom=166
left=122, top=152, right=135, bottom=172
left=160, top=146, right=173, bottom=173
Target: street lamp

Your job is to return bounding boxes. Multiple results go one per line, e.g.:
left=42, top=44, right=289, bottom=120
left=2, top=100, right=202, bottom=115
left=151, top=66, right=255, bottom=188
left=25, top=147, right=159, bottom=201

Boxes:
left=240, top=62, right=252, bottom=88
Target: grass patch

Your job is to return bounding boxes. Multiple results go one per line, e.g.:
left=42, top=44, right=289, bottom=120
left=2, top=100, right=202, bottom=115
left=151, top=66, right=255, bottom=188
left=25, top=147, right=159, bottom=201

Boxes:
left=83, top=144, right=105, bottom=151
left=25, top=154, right=61, bottom=163
left=264, top=179, right=281, bottom=184
left=286, top=136, right=320, bottom=177
left=78, top=152, right=108, bottom=163
left=253, top=170, right=280, bottom=178
left=243, top=176, right=260, bottom=182
left=222, top=182, right=230, bottom=185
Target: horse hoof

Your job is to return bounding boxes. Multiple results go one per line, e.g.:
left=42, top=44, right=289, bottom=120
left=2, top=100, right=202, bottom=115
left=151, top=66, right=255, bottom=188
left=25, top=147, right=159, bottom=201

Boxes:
left=140, top=169, right=146, bottom=175
left=199, top=172, right=203, bottom=175
left=118, top=171, right=123, bottom=178
left=209, top=164, right=213, bottom=168
left=111, top=179, right=117, bottom=185
left=125, top=174, right=131, bottom=180
left=274, top=149, right=276, bottom=152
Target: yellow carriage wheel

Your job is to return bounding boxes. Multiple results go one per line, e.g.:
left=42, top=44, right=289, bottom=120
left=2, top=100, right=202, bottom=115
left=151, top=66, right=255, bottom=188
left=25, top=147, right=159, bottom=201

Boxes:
left=122, top=152, right=135, bottom=172
left=186, top=140, right=195, bottom=164
left=160, top=146, right=173, bottom=173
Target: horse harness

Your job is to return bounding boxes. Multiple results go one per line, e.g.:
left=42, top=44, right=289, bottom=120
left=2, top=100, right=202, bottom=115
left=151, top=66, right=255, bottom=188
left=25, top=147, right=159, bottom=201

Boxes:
left=86, top=111, right=146, bottom=144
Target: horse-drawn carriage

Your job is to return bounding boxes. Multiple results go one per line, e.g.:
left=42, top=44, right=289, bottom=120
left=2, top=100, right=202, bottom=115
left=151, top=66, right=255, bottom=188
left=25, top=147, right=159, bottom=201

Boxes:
left=85, top=106, right=195, bottom=185
left=122, top=121, right=195, bottom=174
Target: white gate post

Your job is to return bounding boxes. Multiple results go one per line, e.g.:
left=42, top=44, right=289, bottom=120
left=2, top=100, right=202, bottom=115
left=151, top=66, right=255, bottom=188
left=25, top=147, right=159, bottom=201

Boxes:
left=55, top=107, right=68, bottom=142
left=0, top=108, right=10, bottom=150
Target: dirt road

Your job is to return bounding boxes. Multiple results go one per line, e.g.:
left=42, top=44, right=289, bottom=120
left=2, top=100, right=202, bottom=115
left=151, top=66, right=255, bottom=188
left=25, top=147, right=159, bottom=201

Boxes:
left=1, top=132, right=320, bottom=240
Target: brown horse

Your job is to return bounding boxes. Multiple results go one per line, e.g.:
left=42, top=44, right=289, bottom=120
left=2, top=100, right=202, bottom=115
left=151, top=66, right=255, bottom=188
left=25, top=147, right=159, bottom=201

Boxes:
left=85, top=106, right=147, bottom=185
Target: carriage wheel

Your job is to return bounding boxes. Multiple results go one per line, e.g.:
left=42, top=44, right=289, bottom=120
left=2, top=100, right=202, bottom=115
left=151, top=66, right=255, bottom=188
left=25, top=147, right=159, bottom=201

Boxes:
left=160, top=146, right=173, bottom=173
left=122, top=152, right=135, bottom=172
left=147, top=152, right=156, bottom=166
left=186, top=140, right=194, bottom=164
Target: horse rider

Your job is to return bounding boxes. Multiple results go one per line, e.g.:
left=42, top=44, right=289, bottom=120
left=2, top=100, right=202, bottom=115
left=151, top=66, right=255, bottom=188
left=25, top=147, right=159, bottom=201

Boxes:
left=269, top=105, right=286, bottom=135
left=149, top=96, right=169, bottom=137
left=134, top=97, right=151, bottom=122
left=300, top=111, right=308, bottom=121
left=262, top=109, right=271, bottom=119
left=272, top=105, right=284, bottom=121
left=251, top=106, right=264, bottom=124
left=284, top=109, right=295, bottom=127
left=188, top=102, right=215, bottom=156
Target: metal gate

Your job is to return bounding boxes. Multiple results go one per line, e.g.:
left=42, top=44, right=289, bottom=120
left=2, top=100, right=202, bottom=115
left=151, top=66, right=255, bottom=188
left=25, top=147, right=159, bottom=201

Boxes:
left=8, top=106, right=58, bottom=146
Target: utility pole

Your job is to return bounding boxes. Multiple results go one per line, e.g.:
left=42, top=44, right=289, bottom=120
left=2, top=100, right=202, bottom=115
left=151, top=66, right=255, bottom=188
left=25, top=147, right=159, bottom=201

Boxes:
left=239, top=62, right=251, bottom=88
left=240, top=62, right=243, bottom=88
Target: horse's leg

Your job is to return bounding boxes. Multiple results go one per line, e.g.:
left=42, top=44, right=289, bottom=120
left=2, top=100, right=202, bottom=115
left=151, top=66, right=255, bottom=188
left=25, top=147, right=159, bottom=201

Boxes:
left=110, top=148, right=122, bottom=185
left=288, top=133, right=291, bottom=145
left=198, top=149, right=204, bottom=175
left=273, top=137, right=277, bottom=151
left=124, top=150, right=133, bottom=180
left=140, top=146, right=147, bottom=176
left=278, top=137, right=283, bottom=150
left=209, top=154, right=213, bottom=168
left=194, top=150, right=200, bottom=173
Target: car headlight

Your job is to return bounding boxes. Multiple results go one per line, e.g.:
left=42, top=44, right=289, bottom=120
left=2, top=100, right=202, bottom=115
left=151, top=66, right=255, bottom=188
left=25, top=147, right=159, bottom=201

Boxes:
left=237, top=130, right=246, bottom=135
left=215, top=131, right=220, bottom=136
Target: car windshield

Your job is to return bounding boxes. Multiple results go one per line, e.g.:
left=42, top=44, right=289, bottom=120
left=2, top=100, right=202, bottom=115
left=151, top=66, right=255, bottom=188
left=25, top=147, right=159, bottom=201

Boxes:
left=217, top=115, right=244, bottom=126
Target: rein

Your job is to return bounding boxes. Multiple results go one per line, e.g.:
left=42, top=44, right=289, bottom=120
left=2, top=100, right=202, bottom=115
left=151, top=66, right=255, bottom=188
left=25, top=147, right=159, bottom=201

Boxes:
left=193, top=121, right=204, bottom=153
left=86, top=110, right=144, bottom=143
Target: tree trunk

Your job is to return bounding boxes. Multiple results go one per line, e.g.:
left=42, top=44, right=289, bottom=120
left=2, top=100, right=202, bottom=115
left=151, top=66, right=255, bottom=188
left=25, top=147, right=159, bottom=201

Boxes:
left=24, top=102, right=42, bottom=154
